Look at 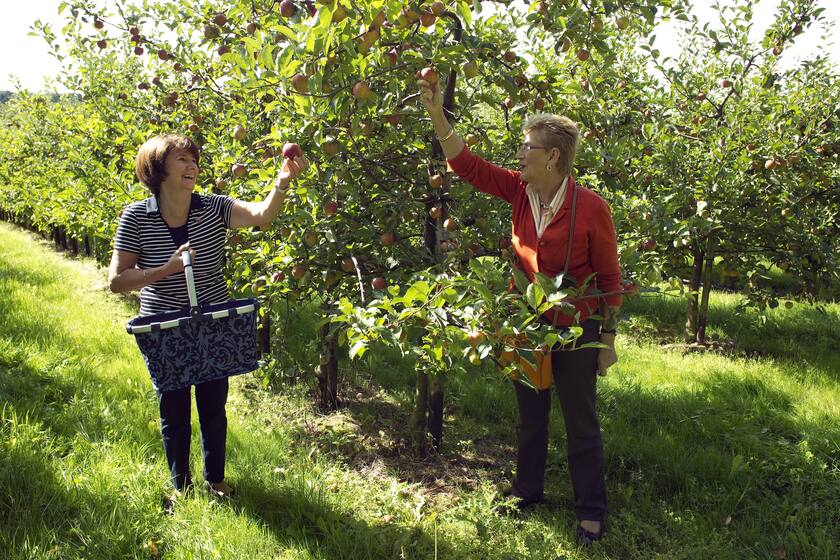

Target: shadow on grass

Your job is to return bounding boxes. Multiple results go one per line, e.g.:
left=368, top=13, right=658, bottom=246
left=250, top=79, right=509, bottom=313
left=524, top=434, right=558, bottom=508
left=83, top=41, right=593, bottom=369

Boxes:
left=598, top=373, right=838, bottom=557
left=232, top=475, right=457, bottom=560
left=624, top=293, right=840, bottom=382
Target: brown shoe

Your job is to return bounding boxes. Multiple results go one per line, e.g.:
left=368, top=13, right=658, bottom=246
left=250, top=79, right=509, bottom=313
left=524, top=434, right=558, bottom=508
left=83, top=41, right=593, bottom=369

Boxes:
left=204, top=480, right=236, bottom=499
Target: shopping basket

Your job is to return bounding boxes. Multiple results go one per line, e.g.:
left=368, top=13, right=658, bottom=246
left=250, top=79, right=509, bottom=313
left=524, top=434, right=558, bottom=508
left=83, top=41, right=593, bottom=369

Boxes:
left=126, top=252, right=260, bottom=392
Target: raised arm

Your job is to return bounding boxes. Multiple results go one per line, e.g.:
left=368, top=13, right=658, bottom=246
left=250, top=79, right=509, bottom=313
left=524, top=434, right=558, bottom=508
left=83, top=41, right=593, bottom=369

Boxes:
left=229, top=154, right=308, bottom=229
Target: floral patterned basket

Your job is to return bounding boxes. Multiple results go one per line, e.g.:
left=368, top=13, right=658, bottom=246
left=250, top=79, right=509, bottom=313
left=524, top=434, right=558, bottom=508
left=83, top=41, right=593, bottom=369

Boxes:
left=126, top=253, right=260, bottom=392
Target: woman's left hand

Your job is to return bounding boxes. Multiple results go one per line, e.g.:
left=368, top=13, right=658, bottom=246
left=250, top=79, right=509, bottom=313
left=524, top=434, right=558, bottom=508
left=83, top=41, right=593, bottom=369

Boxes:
left=275, top=155, right=308, bottom=187
left=597, top=345, right=618, bottom=377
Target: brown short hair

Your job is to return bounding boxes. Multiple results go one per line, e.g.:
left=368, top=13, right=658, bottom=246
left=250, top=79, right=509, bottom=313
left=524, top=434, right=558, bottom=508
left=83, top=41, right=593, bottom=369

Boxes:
left=523, top=114, right=579, bottom=176
left=135, top=134, right=200, bottom=196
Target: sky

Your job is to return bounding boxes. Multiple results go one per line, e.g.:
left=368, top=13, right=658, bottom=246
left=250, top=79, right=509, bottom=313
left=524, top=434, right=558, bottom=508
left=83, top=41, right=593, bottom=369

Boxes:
left=1, top=0, right=838, bottom=92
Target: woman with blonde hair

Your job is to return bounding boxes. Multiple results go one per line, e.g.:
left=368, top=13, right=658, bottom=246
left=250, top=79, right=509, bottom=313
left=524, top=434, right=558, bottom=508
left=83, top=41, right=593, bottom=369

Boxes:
left=417, top=81, right=622, bottom=545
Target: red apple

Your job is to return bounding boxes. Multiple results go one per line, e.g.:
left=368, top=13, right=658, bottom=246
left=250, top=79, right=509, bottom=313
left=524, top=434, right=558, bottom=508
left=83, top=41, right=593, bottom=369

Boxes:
left=233, top=125, right=247, bottom=141
left=428, top=174, right=443, bottom=189
left=466, top=330, right=486, bottom=346
left=385, top=48, right=398, bottom=66
left=282, top=142, right=301, bottom=159
left=430, top=1, right=445, bottom=16
left=371, top=277, right=387, bottom=290
left=279, top=0, right=297, bottom=17
left=271, top=271, right=286, bottom=283
left=217, top=45, right=231, bottom=56
left=291, top=73, right=308, bottom=94
left=420, top=12, right=436, bottom=27
left=97, top=39, right=108, bottom=49
left=642, top=238, right=656, bottom=251
left=324, top=201, right=338, bottom=217
left=213, top=13, right=227, bottom=27
left=134, top=46, right=144, bottom=55
left=443, top=218, right=458, bottom=231
left=231, top=163, right=248, bottom=178
left=291, top=265, right=306, bottom=280
left=419, top=67, right=438, bottom=85
left=379, top=232, right=396, bottom=246
left=340, top=258, right=355, bottom=272
left=352, top=81, right=371, bottom=100
left=577, top=49, right=590, bottom=61
left=429, top=206, right=443, bottom=220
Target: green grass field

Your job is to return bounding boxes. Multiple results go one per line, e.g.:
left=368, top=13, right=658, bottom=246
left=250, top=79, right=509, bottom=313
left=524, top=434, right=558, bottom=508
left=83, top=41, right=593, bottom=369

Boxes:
left=1, top=221, right=837, bottom=560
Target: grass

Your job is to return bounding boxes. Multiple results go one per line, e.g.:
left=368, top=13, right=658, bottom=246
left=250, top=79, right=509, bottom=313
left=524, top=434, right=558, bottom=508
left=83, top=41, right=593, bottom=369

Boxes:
left=0, top=220, right=838, bottom=560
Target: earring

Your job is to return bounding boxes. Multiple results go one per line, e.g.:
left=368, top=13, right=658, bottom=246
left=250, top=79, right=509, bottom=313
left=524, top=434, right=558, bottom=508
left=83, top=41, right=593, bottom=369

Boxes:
left=546, top=165, right=552, bottom=171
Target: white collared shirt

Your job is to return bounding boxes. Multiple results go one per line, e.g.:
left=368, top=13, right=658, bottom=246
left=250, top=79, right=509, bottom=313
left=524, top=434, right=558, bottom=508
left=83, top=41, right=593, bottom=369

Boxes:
left=526, top=176, right=568, bottom=239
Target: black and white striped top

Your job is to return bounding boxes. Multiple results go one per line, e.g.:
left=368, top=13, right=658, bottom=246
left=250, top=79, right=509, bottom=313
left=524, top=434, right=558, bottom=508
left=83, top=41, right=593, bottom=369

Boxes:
left=114, top=193, right=234, bottom=316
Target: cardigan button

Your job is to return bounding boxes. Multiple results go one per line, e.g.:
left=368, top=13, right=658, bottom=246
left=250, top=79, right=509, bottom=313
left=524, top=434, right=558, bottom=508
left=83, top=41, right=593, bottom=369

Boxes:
left=538, top=240, right=547, bottom=247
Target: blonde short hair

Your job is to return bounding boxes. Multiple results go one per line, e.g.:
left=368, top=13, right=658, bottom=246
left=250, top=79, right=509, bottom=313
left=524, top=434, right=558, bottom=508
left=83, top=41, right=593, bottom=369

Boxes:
left=135, top=134, right=200, bottom=196
left=522, top=114, right=579, bottom=176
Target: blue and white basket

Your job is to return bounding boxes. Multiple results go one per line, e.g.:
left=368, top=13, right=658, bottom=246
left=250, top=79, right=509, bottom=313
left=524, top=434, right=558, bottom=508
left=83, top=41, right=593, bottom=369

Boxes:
left=126, top=252, right=260, bottom=392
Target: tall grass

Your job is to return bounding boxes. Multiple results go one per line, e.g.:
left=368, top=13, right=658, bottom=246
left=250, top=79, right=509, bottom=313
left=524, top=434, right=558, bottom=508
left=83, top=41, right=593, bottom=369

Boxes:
left=1, top=221, right=837, bottom=559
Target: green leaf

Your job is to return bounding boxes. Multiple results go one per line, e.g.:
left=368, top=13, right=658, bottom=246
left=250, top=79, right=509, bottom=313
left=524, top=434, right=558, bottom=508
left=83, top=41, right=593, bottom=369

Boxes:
left=349, top=340, right=367, bottom=360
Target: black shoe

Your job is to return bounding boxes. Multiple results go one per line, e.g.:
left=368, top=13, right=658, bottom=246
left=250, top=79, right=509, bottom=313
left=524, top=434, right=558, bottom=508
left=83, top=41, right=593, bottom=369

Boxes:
left=576, top=522, right=605, bottom=546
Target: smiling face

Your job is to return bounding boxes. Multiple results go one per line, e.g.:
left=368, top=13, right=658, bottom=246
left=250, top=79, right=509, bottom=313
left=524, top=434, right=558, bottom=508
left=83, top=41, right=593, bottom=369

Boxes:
left=160, top=148, right=199, bottom=194
left=516, top=130, right=559, bottom=184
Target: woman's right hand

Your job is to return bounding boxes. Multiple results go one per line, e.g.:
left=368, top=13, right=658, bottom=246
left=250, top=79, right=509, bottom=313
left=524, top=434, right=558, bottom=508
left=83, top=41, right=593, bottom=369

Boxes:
left=417, top=79, right=444, bottom=115
left=165, top=242, right=196, bottom=275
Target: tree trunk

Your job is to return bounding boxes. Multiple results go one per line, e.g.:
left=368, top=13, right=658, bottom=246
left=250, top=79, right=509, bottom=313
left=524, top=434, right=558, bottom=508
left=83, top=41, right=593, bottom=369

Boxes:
left=697, top=234, right=716, bottom=344
left=258, top=310, right=271, bottom=355
left=317, top=319, right=339, bottom=412
left=685, top=243, right=704, bottom=342
left=84, top=235, right=92, bottom=256
left=409, top=369, right=430, bottom=457
left=427, top=373, right=445, bottom=452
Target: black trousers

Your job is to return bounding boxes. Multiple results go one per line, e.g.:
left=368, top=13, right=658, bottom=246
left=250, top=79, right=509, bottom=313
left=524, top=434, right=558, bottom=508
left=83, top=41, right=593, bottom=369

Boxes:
left=511, top=319, right=606, bottom=522
left=157, top=377, right=229, bottom=491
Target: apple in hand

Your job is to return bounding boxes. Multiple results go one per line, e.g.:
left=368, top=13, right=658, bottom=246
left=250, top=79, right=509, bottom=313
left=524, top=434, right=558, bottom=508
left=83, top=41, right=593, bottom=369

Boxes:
left=282, top=142, right=301, bottom=159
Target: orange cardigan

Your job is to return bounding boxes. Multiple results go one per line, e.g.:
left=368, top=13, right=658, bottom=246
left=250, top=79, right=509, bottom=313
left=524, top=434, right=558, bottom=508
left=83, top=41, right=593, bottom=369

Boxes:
left=448, top=146, right=622, bottom=326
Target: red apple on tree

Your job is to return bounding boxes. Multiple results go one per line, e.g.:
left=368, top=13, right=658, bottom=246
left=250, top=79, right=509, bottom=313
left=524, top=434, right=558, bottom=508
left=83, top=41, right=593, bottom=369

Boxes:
left=231, top=163, right=248, bottom=178
left=324, top=201, right=338, bottom=217
left=352, top=81, right=371, bottom=100
left=371, top=277, right=387, bottom=290
left=279, top=0, right=297, bottom=17
left=340, top=258, right=355, bottom=273
left=291, top=265, right=306, bottom=280
left=233, top=125, right=247, bottom=141
left=428, top=174, right=443, bottom=189
left=379, top=232, right=396, bottom=246
left=291, top=73, right=308, bottom=94
left=642, top=238, right=656, bottom=251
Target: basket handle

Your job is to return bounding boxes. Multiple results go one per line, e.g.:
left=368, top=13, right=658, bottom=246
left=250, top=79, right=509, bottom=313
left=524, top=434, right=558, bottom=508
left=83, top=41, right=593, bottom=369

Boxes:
left=180, top=251, right=201, bottom=320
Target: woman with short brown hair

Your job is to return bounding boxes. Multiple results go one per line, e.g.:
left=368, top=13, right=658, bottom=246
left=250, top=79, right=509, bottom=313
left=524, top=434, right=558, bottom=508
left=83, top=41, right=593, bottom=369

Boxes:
left=109, top=133, right=307, bottom=512
left=417, top=81, right=621, bottom=545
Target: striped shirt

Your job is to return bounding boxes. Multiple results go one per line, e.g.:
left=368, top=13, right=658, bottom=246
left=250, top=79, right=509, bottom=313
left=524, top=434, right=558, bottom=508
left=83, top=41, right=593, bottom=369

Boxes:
left=114, top=193, right=234, bottom=316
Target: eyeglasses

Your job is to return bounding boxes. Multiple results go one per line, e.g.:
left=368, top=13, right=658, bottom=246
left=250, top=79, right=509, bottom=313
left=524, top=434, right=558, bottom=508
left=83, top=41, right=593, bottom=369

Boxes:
left=518, top=142, right=549, bottom=153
